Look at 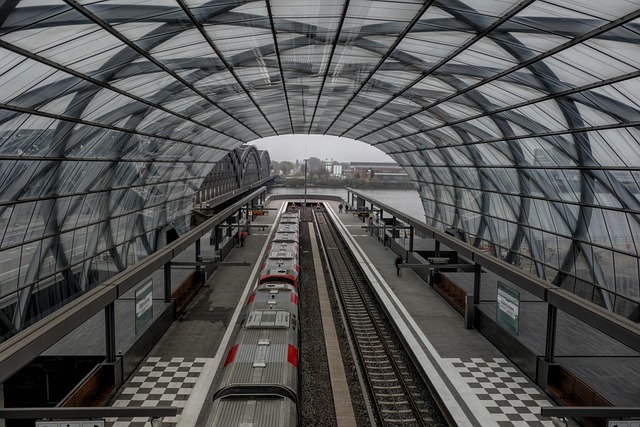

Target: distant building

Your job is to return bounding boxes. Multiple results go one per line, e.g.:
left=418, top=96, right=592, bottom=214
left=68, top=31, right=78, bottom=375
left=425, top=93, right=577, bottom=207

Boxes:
left=324, top=160, right=343, bottom=177
left=348, top=162, right=408, bottom=182
left=372, top=172, right=410, bottom=182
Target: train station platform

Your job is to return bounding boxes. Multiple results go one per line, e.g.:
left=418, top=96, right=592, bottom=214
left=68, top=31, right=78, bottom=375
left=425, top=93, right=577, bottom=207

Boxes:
left=99, top=198, right=616, bottom=427
left=327, top=201, right=564, bottom=427
left=102, top=206, right=279, bottom=427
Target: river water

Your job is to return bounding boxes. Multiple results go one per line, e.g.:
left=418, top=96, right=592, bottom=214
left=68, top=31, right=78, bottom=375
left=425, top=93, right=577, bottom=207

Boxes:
left=267, top=186, right=426, bottom=220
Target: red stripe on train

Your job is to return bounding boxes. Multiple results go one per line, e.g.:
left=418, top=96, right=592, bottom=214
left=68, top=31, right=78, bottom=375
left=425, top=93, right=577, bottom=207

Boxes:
left=287, top=344, right=298, bottom=368
left=224, top=344, right=239, bottom=367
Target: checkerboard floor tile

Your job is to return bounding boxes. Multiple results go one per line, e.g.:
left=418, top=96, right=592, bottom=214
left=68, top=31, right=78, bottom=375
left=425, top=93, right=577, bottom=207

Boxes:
left=106, top=357, right=212, bottom=427
left=449, top=357, right=556, bottom=427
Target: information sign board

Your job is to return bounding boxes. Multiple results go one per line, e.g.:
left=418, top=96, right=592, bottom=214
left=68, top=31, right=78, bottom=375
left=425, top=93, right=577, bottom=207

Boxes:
left=496, top=282, right=520, bottom=335
left=251, top=210, right=269, bottom=216
left=135, top=280, right=153, bottom=334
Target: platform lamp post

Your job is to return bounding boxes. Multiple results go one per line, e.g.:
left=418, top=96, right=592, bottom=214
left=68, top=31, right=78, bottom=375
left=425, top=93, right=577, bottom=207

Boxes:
left=304, top=158, right=308, bottom=207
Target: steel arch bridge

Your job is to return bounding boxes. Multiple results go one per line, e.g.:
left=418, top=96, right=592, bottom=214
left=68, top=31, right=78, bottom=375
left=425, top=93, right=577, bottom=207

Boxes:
left=195, top=145, right=271, bottom=205
left=1, top=0, right=640, bottom=338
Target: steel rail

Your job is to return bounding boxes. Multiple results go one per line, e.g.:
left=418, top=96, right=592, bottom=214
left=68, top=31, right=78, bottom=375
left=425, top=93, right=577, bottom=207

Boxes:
left=315, top=209, right=435, bottom=426
left=312, top=208, right=379, bottom=427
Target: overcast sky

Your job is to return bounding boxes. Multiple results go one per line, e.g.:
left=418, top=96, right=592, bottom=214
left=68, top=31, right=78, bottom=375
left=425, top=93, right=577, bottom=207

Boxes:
left=250, top=135, right=394, bottom=163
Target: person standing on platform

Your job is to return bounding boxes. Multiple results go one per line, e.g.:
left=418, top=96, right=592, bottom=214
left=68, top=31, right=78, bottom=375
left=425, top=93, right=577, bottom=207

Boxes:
left=395, top=254, right=403, bottom=276
left=338, top=203, right=343, bottom=213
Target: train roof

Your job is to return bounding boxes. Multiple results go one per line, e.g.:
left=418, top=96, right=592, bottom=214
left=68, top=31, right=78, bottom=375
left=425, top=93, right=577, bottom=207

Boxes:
left=267, top=241, right=298, bottom=260
left=272, top=231, right=298, bottom=242
left=268, top=251, right=295, bottom=260
left=280, top=212, right=299, bottom=219
left=262, top=257, right=298, bottom=267
left=246, top=310, right=292, bottom=329
left=276, top=223, right=299, bottom=232
left=269, top=241, right=298, bottom=249
left=208, top=398, right=297, bottom=427
left=247, top=284, right=298, bottom=314
left=221, top=327, right=299, bottom=380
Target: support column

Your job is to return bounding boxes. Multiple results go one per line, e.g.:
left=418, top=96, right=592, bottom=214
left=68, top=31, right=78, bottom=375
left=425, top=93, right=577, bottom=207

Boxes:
left=304, top=158, right=308, bottom=206
left=473, top=263, right=481, bottom=305
left=105, top=302, right=116, bottom=364
left=0, top=383, right=5, bottom=427
left=434, top=240, right=442, bottom=277
left=245, top=203, right=250, bottom=234
left=164, top=262, right=172, bottom=303
left=545, top=305, right=558, bottom=363
left=409, top=226, right=414, bottom=253
left=195, top=239, right=201, bottom=276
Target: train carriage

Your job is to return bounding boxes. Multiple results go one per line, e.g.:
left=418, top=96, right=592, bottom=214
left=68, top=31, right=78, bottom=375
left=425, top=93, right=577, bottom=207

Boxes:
left=247, top=283, right=299, bottom=316
left=215, top=310, right=299, bottom=398
left=209, top=202, right=301, bottom=427
left=258, top=258, right=299, bottom=288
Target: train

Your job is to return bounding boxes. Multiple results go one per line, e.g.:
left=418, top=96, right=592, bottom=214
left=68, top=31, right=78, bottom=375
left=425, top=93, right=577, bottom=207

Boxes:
left=207, top=205, right=302, bottom=427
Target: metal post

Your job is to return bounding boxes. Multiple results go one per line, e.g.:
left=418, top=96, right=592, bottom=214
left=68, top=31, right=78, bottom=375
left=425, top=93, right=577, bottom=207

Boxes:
left=392, top=216, right=396, bottom=241
left=464, top=294, right=474, bottom=329
left=247, top=203, right=252, bottom=233
left=164, top=262, right=172, bottom=303
left=304, top=158, right=308, bottom=206
left=195, top=239, right=201, bottom=274
left=383, top=224, right=387, bottom=246
left=409, top=226, right=414, bottom=253
left=434, top=240, right=442, bottom=275
left=473, top=263, right=481, bottom=305
left=545, top=305, right=558, bottom=363
left=105, top=302, right=116, bottom=363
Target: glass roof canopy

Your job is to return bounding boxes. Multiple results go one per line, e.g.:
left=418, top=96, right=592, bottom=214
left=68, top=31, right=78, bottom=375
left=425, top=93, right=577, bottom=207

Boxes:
left=1, top=0, right=640, bottom=333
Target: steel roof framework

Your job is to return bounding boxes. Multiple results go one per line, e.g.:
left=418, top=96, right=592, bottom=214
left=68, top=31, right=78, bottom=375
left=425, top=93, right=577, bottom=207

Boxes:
left=1, top=0, right=640, bottom=337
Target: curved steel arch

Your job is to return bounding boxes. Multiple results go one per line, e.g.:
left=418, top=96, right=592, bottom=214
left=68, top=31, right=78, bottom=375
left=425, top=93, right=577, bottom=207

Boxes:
left=195, top=145, right=271, bottom=207
left=1, top=0, right=640, bottom=336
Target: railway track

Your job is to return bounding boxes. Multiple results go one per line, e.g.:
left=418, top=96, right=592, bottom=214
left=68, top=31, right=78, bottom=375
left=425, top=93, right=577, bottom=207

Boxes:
left=314, top=208, right=444, bottom=427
